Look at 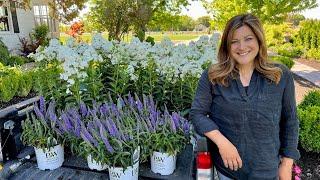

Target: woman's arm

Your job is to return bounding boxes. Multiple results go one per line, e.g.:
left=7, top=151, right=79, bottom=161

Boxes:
left=189, top=70, right=242, bottom=171
left=278, top=67, right=300, bottom=179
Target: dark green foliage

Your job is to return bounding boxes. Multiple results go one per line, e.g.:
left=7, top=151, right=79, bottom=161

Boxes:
left=298, top=90, right=320, bottom=109
left=8, top=55, right=27, bottom=66
left=298, top=106, right=320, bottom=152
left=297, top=90, right=320, bottom=152
left=32, top=24, right=49, bottom=46
left=145, top=36, right=155, bottom=46
left=270, top=56, right=295, bottom=69
left=0, top=39, right=11, bottom=65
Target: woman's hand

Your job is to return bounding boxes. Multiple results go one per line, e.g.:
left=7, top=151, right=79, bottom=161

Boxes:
left=279, top=157, right=294, bottom=180
left=205, top=130, right=242, bottom=171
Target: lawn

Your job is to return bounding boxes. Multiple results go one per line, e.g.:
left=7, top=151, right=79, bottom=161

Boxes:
left=59, top=31, right=208, bottom=44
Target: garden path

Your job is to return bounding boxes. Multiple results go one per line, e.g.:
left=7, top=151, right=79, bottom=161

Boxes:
left=292, top=60, right=320, bottom=104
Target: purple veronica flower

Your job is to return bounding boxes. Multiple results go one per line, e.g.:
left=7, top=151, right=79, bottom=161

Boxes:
left=169, top=117, right=177, bottom=133
left=110, top=104, right=119, bottom=117
left=183, top=121, right=190, bottom=134
left=80, top=102, right=88, bottom=117
left=99, top=103, right=108, bottom=116
left=81, top=127, right=99, bottom=147
left=171, top=112, right=180, bottom=129
left=99, top=125, right=114, bottom=153
left=149, top=110, right=157, bottom=128
left=136, top=99, right=143, bottom=112
left=61, top=113, right=72, bottom=131
left=102, top=119, right=116, bottom=137
left=34, top=104, right=45, bottom=121
left=128, top=93, right=135, bottom=107
left=39, top=96, right=46, bottom=114
left=47, top=102, right=57, bottom=122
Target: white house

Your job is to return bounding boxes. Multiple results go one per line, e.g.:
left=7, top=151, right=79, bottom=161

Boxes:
left=0, top=0, right=59, bottom=52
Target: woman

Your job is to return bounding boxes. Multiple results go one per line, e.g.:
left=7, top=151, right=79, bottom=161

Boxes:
left=190, top=14, right=300, bottom=180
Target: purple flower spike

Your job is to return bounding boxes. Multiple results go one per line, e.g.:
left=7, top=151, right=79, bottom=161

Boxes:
left=136, top=99, right=143, bottom=112
left=128, top=93, right=135, bottom=107
left=34, top=104, right=45, bottom=121
left=171, top=112, right=180, bottom=128
left=169, top=116, right=176, bottom=133
left=39, top=96, right=46, bottom=114
left=61, top=113, right=72, bottom=131
left=81, top=127, right=99, bottom=147
left=100, top=103, right=108, bottom=116
left=80, top=102, right=88, bottom=117
left=183, top=121, right=190, bottom=134
left=99, top=125, right=114, bottom=153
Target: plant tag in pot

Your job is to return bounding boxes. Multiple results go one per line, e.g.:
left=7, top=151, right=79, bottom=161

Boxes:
left=132, top=146, right=140, bottom=164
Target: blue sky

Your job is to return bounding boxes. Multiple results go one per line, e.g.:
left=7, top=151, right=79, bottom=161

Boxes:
left=181, top=0, right=320, bottom=20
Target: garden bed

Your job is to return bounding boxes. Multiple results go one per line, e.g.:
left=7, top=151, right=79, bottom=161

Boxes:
left=297, top=146, right=320, bottom=180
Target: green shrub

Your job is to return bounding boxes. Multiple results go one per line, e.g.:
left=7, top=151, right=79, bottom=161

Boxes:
left=145, top=36, right=155, bottom=46
left=17, top=70, right=33, bottom=97
left=0, top=68, right=20, bottom=102
left=304, top=48, right=320, bottom=60
left=32, top=24, right=49, bottom=46
left=295, top=20, right=320, bottom=50
left=264, top=23, right=295, bottom=47
left=298, top=90, right=320, bottom=109
left=270, top=56, right=295, bottom=69
left=0, top=39, right=11, bottom=65
left=276, top=43, right=303, bottom=58
left=298, top=106, right=320, bottom=152
left=8, top=55, right=27, bottom=66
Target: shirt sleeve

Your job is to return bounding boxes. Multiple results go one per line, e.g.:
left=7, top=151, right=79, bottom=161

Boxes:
left=279, top=67, right=300, bottom=160
left=189, top=69, right=219, bottom=136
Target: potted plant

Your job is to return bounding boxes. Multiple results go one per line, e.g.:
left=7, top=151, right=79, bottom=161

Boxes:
left=79, top=98, right=140, bottom=179
left=124, top=94, right=192, bottom=176
left=21, top=97, right=64, bottom=170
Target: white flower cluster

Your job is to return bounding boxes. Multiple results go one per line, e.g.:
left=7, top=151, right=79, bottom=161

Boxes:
left=91, top=34, right=219, bottom=81
left=151, top=34, right=218, bottom=80
left=29, top=38, right=103, bottom=93
left=31, top=33, right=219, bottom=91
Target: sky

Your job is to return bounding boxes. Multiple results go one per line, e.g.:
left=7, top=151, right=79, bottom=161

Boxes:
left=181, top=0, right=320, bottom=20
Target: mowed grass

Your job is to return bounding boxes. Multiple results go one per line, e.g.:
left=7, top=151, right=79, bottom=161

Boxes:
left=59, top=31, right=208, bottom=44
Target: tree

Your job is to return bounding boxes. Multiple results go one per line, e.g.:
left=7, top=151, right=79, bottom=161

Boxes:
left=49, top=0, right=87, bottom=23
left=87, top=0, right=189, bottom=41
left=177, top=15, right=195, bottom=31
left=86, top=0, right=133, bottom=41
left=202, top=0, right=318, bottom=30
left=195, top=16, right=211, bottom=28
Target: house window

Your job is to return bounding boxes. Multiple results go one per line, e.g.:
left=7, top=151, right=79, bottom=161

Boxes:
left=0, top=6, right=9, bottom=31
left=33, top=5, right=56, bottom=32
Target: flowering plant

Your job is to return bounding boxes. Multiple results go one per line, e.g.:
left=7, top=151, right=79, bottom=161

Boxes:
left=292, top=164, right=302, bottom=180
left=29, top=34, right=219, bottom=112
left=21, top=97, right=63, bottom=149
left=78, top=97, right=140, bottom=169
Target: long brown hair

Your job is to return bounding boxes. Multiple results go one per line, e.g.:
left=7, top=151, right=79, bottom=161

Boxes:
left=209, top=14, right=282, bottom=86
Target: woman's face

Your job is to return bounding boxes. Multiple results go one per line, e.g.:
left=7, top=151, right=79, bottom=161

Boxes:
left=230, top=25, right=259, bottom=67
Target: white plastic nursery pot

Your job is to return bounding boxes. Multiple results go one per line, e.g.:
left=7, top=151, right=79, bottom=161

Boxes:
left=151, top=151, right=177, bottom=175
left=87, top=154, right=108, bottom=171
left=34, top=144, right=64, bottom=170
left=108, top=147, right=140, bottom=180
left=108, top=161, right=139, bottom=180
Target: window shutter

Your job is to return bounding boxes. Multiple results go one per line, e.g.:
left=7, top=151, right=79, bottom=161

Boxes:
left=10, top=2, right=19, bottom=33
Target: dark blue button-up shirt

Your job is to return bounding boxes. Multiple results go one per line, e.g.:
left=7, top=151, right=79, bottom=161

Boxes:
left=190, top=64, right=300, bottom=180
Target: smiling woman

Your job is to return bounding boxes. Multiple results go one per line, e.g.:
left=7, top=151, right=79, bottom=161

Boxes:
left=190, top=14, right=300, bottom=180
